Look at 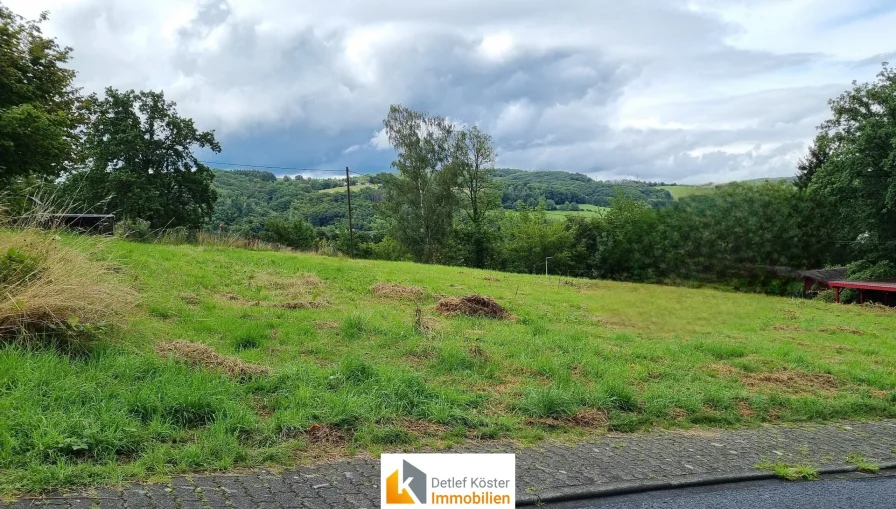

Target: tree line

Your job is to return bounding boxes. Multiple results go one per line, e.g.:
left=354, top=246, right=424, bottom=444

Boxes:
left=3, top=3, right=895, bottom=295
left=369, top=68, right=896, bottom=293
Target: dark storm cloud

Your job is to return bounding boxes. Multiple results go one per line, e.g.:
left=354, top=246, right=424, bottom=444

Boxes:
left=6, top=0, right=895, bottom=181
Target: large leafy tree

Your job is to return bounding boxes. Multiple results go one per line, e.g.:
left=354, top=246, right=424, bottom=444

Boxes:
left=68, top=88, right=221, bottom=228
left=794, top=133, right=830, bottom=191
left=0, top=5, right=81, bottom=186
left=806, top=64, right=896, bottom=262
left=380, top=105, right=458, bottom=263
left=453, top=125, right=500, bottom=267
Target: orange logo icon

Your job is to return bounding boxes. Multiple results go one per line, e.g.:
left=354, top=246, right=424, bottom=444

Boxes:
left=385, top=460, right=427, bottom=504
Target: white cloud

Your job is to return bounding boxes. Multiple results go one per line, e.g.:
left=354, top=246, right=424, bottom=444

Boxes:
left=369, top=128, right=391, bottom=150
left=4, top=0, right=894, bottom=182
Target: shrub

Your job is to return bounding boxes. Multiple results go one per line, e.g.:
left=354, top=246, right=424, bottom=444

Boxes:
left=113, top=219, right=152, bottom=242
left=816, top=290, right=836, bottom=303
left=0, top=228, right=134, bottom=344
left=261, top=218, right=316, bottom=250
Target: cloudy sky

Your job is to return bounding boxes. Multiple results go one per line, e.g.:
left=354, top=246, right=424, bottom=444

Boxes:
left=7, top=0, right=895, bottom=183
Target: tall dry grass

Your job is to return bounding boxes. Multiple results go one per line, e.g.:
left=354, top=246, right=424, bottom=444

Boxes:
left=0, top=226, right=135, bottom=342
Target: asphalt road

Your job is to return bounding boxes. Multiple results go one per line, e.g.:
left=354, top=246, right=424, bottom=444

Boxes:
left=544, top=472, right=896, bottom=509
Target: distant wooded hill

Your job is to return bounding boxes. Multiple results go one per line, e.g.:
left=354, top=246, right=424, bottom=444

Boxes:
left=209, top=168, right=791, bottom=235
left=493, top=168, right=672, bottom=208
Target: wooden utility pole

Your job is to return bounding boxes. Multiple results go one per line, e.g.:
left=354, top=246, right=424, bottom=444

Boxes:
left=345, top=167, right=355, bottom=258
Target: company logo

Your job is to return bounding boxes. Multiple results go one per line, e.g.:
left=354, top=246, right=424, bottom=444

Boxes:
left=385, top=460, right=427, bottom=504
left=382, top=454, right=515, bottom=508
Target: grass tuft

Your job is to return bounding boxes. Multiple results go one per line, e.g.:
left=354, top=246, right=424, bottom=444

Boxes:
left=517, top=387, right=579, bottom=418
left=846, top=453, right=880, bottom=474
left=756, top=461, right=819, bottom=481
left=0, top=229, right=134, bottom=344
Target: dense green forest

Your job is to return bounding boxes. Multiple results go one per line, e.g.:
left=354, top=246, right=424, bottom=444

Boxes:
left=208, top=167, right=675, bottom=245
left=495, top=168, right=672, bottom=208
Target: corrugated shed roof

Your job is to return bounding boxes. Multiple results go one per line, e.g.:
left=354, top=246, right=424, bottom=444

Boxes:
left=798, top=267, right=847, bottom=283
left=829, top=280, right=896, bottom=291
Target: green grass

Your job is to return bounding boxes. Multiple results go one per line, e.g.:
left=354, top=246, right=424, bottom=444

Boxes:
left=2, top=238, right=896, bottom=494
left=756, top=461, right=820, bottom=481
left=657, top=178, right=794, bottom=200
left=657, top=185, right=718, bottom=200
left=846, top=453, right=880, bottom=474
left=540, top=205, right=609, bottom=221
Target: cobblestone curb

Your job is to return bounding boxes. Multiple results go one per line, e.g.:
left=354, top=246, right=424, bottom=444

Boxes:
left=5, top=420, right=896, bottom=508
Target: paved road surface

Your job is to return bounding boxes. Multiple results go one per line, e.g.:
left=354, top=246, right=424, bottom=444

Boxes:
left=547, top=472, right=896, bottom=509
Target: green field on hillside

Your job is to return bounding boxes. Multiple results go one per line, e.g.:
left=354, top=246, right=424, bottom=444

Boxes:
left=543, top=204, right=609, bottom=221
left=2, top=235, right=895, bottom=493
left=657, top=185, right=718, bottom=200
left=318, top=183, right=377, bottom=193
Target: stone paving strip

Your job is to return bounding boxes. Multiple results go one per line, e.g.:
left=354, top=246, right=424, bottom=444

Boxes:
left=5, top=420, right=896, bottom=508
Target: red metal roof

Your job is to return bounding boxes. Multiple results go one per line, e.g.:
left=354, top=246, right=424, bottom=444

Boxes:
left=829, top=280, right=896, bottom=292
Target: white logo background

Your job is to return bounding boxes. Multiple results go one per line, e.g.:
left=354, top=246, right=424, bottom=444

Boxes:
left=381, top=453, right=516, bottom=508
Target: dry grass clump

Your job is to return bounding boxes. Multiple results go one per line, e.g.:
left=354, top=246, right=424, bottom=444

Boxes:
left=272, top=301, right=327, bottom=310
left=819, top=326, right=864, bottom=336
left=566, top=409, right=610, bottom=427
left=711, top=364, right=840, bottom=395
left=155, top=340, right=271, bottom=379
left=741, top=370, right=840, bottom=394
left=435, top=295, right=510, bottom=319
left=303, top=423, right=347, bottom=445
left=252, top=272, right=324, bottom=298
left=262, top=272, right=323, bottom=289
left=248, top=272, right=328, bottom=309
left=526, top=409, right=609, bottom=429
left=179, top=294, right=202, bottom=306
left=0, top=228, right=134, bottom=339
left=397, top=418, right=450, bottom=437
left=413, top=308, right=442, bottom=334
left=772, top=324, right=804, bottom=332
left=371, top=282, right=425, bottom=299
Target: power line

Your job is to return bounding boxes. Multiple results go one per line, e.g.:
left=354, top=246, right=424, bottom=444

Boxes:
left=200, top=160, right=365, bottom=176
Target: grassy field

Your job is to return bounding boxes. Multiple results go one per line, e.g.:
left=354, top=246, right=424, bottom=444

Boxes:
left=2, top=236, right=895, bottom=493
left=318, top=183, right=377, bottom=193
left=543, top=204, right=609, bottom=221
left=657, top=185, right=718, bottom=200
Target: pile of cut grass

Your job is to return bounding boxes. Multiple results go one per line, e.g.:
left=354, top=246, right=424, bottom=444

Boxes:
left=155, top=340, right=271, bottom=379
left=436, top=294, right=510, bottom=319
left=0, top=228, right=134, bottom=343
left=371, top=282, right=425, bottom=299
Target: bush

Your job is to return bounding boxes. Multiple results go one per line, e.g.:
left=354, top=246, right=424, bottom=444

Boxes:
left=114, top=219, right=152, bottom=242
left=0, top=229, right=134, bottom=344
left=816, top=290, right=836, bottom=303
left=261, top=218, right=316, bottom=250
left=847, top=260, right=896, bottom=280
